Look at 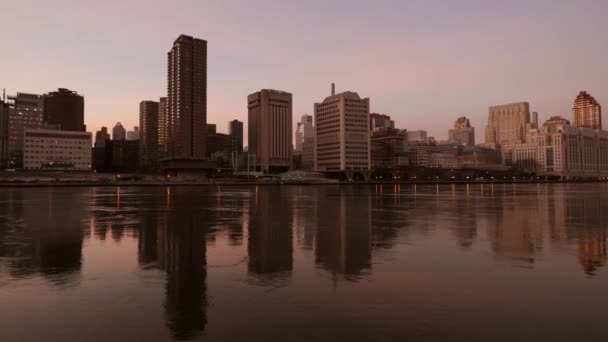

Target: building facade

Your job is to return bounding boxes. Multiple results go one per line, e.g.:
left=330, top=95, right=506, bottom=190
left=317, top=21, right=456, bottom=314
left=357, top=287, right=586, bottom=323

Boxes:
left=228, top=119, right=243, bottom=154
left=248, top=89, right=293, bottom=173
left=485, top=102, right=532, bottom=164
left=7, top=93, right=44, bottom=168
left=127, top=127, right=140, bottom=141
left=407, top=130, right=427, bottom=144
left=158, top=97, right=168, bottom=157
left=167, top=34, right=207, bottom=160
left=42, top=88, right=85, bottom=132
left=0, top=100, right=8, bottom=169
left=573, top=91, right=602, bottom=130
left=295, top=114, right=314, bottom=151
left=23, top=128, right=91, bottom=170
left=369, top=113, right=394, bottom=132
left=139, top=101, right=160, bottom=171
left=448, top=116, right=475, bottom=147
left=512, top=117, right=608, bottom=178
left=314, top=85, right=370, bottom=173
left=94, top=127, right=110, bottom=148
left=112, top=122, right=126, bottom=141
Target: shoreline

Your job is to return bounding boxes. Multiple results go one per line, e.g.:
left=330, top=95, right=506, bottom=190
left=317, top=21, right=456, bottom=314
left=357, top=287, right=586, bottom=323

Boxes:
left=0, top=179, right=605, bottom=188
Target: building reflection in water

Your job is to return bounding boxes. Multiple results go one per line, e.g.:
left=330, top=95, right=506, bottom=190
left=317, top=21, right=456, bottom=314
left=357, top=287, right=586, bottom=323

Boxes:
left=0, top=188, right=85, bottom=286
left=247, top=187, right=293, bottom=286
left=315, top=187, right=372, bottom=281
left=133, top=187, right=208, bottom=340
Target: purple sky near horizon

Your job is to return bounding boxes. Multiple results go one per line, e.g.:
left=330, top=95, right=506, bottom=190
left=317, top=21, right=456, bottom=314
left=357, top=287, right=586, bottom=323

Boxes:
left=1, top=0, right=607, bottom=144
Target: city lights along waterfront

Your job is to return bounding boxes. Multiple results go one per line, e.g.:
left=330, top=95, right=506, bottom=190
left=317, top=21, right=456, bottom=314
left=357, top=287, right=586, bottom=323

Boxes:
left=1, top=184, right=608, bottom=341
left=2, top=2, right=608, bottom=341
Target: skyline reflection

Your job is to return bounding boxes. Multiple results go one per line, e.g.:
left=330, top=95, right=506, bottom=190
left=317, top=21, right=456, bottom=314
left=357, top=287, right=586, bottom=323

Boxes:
left=1, top=184, right=608, bottom=341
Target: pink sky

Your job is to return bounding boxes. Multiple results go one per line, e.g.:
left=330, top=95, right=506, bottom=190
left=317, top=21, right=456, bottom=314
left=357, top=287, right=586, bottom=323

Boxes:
left=1, top=0, right=606, bottom=144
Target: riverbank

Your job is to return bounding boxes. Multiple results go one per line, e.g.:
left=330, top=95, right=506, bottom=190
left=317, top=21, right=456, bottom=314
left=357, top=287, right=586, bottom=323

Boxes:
left=0, top=171, right=605, bottom=187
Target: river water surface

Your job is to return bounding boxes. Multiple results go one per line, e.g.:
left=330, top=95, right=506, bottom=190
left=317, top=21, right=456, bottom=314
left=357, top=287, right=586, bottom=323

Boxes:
left=1, top=184, right=607, bottom=341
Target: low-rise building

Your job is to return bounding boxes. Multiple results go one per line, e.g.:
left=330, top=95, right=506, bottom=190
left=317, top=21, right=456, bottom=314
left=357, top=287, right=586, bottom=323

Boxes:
left=23, top=128, right=92, bottom=170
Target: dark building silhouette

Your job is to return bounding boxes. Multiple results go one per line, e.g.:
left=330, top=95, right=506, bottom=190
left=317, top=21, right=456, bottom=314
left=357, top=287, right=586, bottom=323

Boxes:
left=109, top=140, right=138, bottom=173
left=139, top=100, right=160, bottom=171
left=158, top=97, right=168, bottom=157
left=229, top=119, right=243, bottom=153
left=43, top=88, right=85, bottom=131
left=167, top=34, right=207, bottom=160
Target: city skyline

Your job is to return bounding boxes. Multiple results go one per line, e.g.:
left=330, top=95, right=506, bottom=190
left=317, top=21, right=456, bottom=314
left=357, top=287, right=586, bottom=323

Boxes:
left=1, top=0, right=607, bottom=144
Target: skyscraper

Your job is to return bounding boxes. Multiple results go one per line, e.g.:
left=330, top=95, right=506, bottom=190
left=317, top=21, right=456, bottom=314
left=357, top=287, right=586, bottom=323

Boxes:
left=7, top=93, right=44, bottom=168
left=158, top=97, right=168, bottom=156
left=573, top=91, right=602, bottom=130
left=448, top=116, right=475, bottom=147
left=112, top=122, right=126, bottom=141
left=369, top=113, right=394, bottom=132
left=228, top=119, right=243, bottom=153
left=167, top=34, right=207, bottom=160
left=296, top=114, right=315, bottom=170
left=248, top=89, right=293, bottom=173
left=94, top=126, right=110, bottom=148
left=314, top=84, right=370, bottom=173
left=485, top=102, right=531, bottom=164
left=42, top=88, right=85, bottom=131
left=295, top=114, right=314, bottom=152
left=139, top=101, right=160, bottom=171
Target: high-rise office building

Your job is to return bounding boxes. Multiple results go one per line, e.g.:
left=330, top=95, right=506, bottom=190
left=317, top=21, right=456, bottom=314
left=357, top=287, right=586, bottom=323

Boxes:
left=0, top=99, right=8, bottom=169
left=112, top=122, right=126, bottom=141
left=485, top=102, right=531, bottom=144
left=167, top=34, right=207, bottom=160
left=94, top=126, right=110, bottom=148
left=127, top=126, right=140, bottom=141
left=7, top=93, right=44, bottom=168
left=314, top=84, right=370, bottom=172
left=485, top=102, right=531, bottom=164
left=573, top=91, right=602, bottom=130
left=158, top=97, right=168, bottom=156
left=296, top=114, right=315, bottom=169
left=248, top=89, right=293, bottom=173
left=228, top=119, right=243, bottom=153
left=448, top=116, right=475, bottom=147
left=139, top=101, right=160, bottom=171
left=295, top=114, right=314, bottom=151
left=42, top=88, right=85, bottom=131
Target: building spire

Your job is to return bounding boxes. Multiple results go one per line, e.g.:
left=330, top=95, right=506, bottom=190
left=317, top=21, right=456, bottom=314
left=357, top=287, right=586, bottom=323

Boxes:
left=331, top=83, right=335, bottom=96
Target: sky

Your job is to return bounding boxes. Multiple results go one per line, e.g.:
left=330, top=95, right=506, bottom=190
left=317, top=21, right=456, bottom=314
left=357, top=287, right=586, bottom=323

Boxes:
left=1, top=0, right=607, bottom=144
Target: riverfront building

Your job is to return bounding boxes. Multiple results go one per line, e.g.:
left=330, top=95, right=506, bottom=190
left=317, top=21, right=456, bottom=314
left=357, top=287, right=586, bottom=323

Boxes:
left=23, top=128, right=92, bottom=170
left=248, top=89, right=293, bottom=173
left=512, top=117, right=608, bottom=178
left=314, top=84, right=370, bottom=173
left=573, top=91, right=602, bottom=130
left=139, top=100, right=160, bottom=171
left=7, top=93, right=44, bottom=168
left=42, top=88, right=85, bottom=132
left=485, top=102, right=533, bottom=164
left=166, top=34, right=208, bottom=160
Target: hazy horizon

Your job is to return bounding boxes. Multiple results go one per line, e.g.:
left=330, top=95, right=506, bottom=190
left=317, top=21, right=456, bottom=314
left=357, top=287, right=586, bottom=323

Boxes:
left=1, top=0, right=606, bottom=144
